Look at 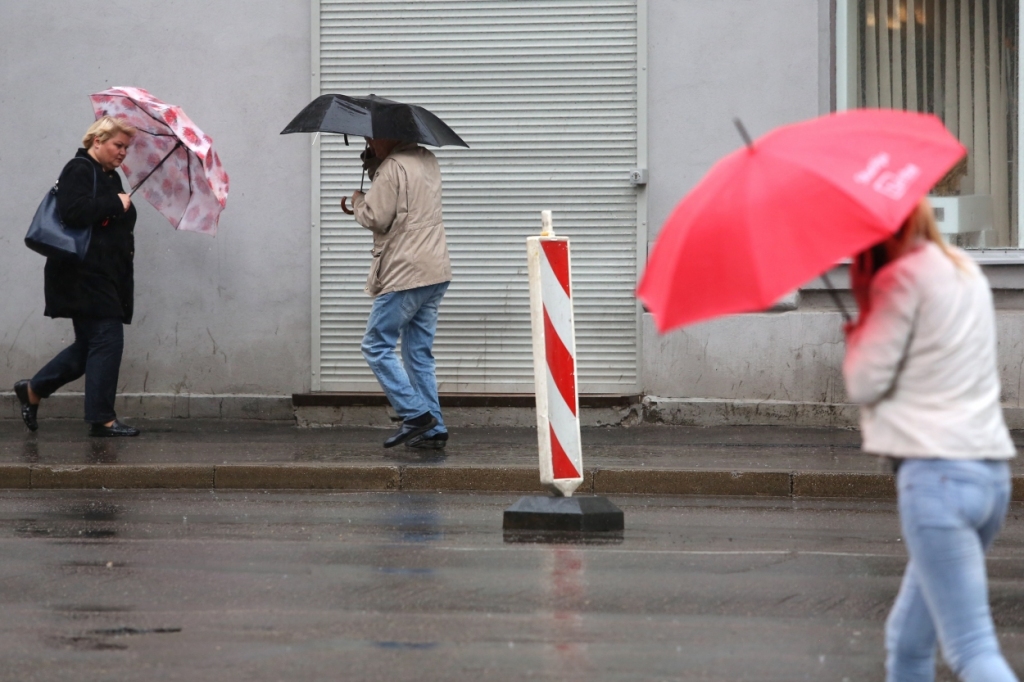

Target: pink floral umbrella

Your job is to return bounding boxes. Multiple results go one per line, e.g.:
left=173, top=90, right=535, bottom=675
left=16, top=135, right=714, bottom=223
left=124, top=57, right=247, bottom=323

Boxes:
left=90, top=87, right=229, bottom=235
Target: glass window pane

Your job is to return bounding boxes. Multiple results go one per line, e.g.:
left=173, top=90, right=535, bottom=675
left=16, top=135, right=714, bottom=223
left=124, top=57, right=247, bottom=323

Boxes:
left=856, top=0, right=1018, bottom=247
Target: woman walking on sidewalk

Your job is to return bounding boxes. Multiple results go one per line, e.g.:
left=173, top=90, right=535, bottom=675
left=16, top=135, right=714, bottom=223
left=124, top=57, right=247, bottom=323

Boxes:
left=14, top=116, right=141, bottom=438
left=843, top=199, right=1017, bottom=681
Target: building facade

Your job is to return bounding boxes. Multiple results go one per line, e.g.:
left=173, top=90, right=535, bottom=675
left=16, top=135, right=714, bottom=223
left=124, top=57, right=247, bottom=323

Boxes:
left=3, top=1, right=1020, bottom=425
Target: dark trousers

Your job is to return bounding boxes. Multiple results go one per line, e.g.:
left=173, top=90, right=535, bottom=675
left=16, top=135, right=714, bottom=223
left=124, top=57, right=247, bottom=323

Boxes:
left=31, top=318, right=124, bottom=424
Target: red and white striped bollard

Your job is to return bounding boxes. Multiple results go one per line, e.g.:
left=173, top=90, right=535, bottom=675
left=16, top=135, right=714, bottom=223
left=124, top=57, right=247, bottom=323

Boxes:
left=527, top=210, right=584, bottom=497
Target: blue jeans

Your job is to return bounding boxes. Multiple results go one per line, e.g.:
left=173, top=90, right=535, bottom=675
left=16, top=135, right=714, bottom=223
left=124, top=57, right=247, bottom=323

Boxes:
left=30, top=317, right=124, bottom=424
left=361, top=282, right=448, bottom=435
left=887, top=459, right=1017, bottom=682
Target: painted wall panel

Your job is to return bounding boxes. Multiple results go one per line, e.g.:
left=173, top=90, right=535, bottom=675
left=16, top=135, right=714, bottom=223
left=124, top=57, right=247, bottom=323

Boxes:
left=0, top=1, right=312, bottom=398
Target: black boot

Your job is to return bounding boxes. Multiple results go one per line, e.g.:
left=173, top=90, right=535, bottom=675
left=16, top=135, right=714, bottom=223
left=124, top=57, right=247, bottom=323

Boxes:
left=383, top=412, right=437, bottom=448
left=13, top=381, right=38, bottom=432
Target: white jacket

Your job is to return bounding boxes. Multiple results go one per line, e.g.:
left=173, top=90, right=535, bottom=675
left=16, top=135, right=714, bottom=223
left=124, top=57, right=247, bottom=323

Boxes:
left=843, top=242, right=1015, bottom=459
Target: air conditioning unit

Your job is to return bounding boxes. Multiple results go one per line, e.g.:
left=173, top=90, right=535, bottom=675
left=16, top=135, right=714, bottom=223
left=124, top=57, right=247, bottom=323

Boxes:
left=928, top=195, right=994, bottom=235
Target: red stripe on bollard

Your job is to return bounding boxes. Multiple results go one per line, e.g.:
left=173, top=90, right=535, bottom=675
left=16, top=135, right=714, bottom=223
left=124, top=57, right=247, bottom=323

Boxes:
left=550, top=424, right=581, bottom=479
left=540, top=240, right=571, bottom=298
left=543, top=308, right=578, bottom=417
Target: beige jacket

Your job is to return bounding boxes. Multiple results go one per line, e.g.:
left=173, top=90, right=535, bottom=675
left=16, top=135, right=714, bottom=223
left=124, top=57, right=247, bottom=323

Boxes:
left=843, top=242, right=1014, bottom=459
left=352, top=143, right=452, bottom=296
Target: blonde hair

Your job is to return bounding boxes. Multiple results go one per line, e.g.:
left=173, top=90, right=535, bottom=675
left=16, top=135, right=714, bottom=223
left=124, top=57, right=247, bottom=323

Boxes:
left=82, top=116, right=137, bottom=148
left=902, top=199, right=968, bottom=270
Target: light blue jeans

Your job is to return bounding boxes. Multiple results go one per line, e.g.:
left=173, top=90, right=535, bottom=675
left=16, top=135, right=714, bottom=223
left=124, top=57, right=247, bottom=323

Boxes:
left=887, top=458, right=1017, bottom=682
left=361, top=281, right=448, bottom=436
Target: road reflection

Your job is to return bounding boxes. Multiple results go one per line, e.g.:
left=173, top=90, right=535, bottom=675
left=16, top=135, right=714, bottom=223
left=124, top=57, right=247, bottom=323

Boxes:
left=545, top=546, right=589, bottom=681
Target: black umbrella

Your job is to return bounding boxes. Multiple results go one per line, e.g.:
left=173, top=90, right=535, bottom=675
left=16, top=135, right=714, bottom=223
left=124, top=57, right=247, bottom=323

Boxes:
left=280, top=93, right=469, bottom=148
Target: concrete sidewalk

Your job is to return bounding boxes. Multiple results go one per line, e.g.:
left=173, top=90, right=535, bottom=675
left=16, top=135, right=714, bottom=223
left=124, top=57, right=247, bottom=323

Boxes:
left=1, top=420, right=1022, bottom=499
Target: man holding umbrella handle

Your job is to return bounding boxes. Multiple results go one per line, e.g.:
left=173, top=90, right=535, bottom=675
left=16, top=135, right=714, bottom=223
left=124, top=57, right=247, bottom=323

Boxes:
left=340, top=142, right=382, bottom=215
left=348, top=136, right=453, bottom=450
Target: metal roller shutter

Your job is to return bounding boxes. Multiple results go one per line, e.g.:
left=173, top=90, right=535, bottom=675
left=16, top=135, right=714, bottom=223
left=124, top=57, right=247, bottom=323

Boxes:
left=314, top=0, right=642, bottom=393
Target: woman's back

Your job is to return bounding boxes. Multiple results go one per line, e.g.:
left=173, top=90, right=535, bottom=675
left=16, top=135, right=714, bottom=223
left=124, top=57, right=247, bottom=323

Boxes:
left=843, top=241, right=1014, bottom=458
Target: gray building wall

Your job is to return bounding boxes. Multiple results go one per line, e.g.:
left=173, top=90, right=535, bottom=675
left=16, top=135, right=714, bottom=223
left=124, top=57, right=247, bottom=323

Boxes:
left=641, top=0, right=840, bottom=414
left=646, top=0, right=826, bottom=234
left=0, top=1, right=312, bottom=413
left=6, top=1, right=1018, bottom=427
left=640, top=1, right=1024, bottom=429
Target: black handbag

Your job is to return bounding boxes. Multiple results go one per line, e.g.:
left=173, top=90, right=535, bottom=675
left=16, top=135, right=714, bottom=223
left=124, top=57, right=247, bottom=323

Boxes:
left=25, top=159, right=97, bottom=261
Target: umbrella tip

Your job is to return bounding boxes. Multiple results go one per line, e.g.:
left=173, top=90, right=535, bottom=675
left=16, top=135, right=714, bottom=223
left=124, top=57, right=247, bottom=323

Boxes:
left=733, top=118, right=754, bottom=150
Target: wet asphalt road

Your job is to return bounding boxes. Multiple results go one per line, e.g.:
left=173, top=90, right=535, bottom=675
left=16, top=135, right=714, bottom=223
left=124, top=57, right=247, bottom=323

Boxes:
left=0, top=491, right=1022, bottom=682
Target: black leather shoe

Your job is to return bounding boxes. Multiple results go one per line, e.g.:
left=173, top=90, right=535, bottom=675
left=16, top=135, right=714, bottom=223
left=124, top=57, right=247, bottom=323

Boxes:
left=383, top=413, right=438, bottom=448
left=13, top=381, right=38, bottom=432
left=405, top=431, right=448, bottom=449
left=89, top=420, right=140, bottom=438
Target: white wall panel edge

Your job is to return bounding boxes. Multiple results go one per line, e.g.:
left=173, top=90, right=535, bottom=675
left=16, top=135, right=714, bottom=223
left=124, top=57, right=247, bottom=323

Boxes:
left=634, top=0, right=648, bottom=395
left=310, top=0, right=323, bottom=390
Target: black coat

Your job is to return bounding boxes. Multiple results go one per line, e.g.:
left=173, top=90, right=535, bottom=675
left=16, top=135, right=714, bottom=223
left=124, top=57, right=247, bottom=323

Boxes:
left=45, top=149, right=137, bottom=323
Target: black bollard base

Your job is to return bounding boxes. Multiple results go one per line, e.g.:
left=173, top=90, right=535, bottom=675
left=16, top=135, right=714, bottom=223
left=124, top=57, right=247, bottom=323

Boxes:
left=502, top=495, right=624, bottom=533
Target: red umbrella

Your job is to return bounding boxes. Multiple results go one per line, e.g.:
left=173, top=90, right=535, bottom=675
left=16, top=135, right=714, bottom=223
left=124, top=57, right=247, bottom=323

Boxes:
left=90, top=87, right=229, bottom=235
left=637, top=109, right=966, bottom=333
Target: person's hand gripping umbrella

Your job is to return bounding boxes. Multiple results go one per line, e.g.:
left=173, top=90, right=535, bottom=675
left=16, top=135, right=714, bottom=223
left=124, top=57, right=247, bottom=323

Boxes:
left=637, top=109, right=966, bottom=333
left=90, top=87, right=229, bottom=235
left=280, top=93, right=468, bottom=214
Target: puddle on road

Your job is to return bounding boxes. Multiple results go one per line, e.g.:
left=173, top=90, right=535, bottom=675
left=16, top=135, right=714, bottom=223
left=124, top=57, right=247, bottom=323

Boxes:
left=89, top=627, right=182, bottom=636
left=9, top=499, right=125, bottom=539
left=48, top=635, right=128, bottom=651
left=57, top=501, right=125, bottom=521
left=13, top=523, right=118, bottom=539
left=46, top=627, right=181, bottom=652
left=373, top=641, right=438, bottom=650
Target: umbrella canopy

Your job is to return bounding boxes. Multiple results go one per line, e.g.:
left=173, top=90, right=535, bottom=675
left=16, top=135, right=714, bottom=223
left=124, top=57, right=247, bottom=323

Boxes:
left=280, top=94, right=469, bottom=147
left=636, top=109, right=966, bottom=333
left=90, top=87, right=229, bottom=235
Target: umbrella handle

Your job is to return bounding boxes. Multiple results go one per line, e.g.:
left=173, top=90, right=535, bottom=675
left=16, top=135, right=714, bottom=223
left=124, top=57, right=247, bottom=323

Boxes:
left=341, top=196, right=354, bottom=215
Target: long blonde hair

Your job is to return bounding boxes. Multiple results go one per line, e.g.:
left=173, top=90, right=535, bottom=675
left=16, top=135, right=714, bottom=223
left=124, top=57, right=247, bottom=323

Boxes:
left=82, top=116, right=137, bottom=149
left=901, top=199, right=968, bottom=271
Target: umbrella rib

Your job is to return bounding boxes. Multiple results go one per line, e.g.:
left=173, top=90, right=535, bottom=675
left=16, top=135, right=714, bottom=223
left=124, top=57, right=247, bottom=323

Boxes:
left=104, top=93, right=175, bottom=135
left=130, top=141, right=183, bottom=197
left=174, top=150, right=196, bottom=230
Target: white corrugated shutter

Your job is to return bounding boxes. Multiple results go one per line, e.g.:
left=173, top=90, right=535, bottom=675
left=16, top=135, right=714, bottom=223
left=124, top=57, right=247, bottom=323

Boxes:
left=315, top=0, right=640, bottom=393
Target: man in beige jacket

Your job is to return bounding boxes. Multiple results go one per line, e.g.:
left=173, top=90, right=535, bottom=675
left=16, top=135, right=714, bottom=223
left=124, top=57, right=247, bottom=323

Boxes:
left=350, top=139, right=452, bottom=449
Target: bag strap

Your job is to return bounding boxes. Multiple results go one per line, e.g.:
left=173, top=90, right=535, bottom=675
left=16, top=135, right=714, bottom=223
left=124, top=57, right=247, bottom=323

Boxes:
left=55, top=157, right=98, bottom=198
